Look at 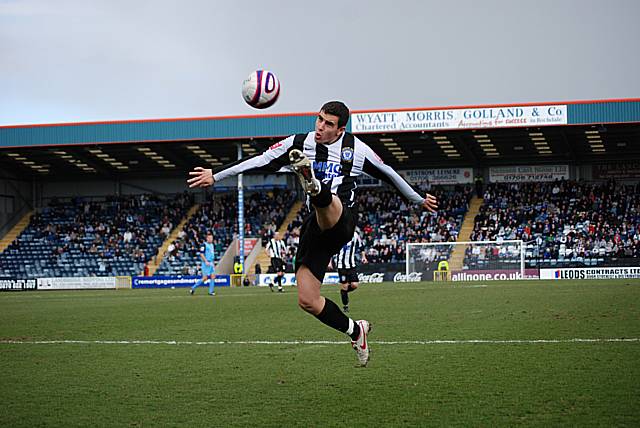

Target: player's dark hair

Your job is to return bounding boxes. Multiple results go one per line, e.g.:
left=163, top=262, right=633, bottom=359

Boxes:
left=321, top=101, right=350, bottom=128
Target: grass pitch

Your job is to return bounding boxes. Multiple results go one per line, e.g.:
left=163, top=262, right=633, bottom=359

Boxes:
left=1, top=279, right=639, bottom=427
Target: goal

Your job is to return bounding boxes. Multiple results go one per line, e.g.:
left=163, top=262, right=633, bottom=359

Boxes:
left=405, top=240, right=525, bottom=282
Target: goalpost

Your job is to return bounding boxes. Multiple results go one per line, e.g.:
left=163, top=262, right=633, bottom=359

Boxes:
left=405, top=240, right=526, bottom=282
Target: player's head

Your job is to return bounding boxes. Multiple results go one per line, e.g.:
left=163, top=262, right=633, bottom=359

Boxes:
left=274, top=232, right=281, bottom=240
left=315, top=101, right=349, bottom=144
left=206, top=231, right=213, bottom=243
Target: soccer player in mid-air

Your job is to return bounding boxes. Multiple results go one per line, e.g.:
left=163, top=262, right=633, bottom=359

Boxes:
left=188, top=101, right=437, bottom=366
left=266, top=232, right=288, bottom=292
left=190, top=231, right=216, bottom=296
left=334, top=228, right=367, bottom=313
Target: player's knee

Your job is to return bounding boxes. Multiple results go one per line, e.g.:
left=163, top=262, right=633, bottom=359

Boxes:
left=297, top=294, right=319, bottom=314
left=297, top=296, right=314, bottom=313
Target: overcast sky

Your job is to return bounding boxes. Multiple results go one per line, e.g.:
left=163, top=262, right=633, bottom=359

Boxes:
left=1, top=0, right=639, bottom=126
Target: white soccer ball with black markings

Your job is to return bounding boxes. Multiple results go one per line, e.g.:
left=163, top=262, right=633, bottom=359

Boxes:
left=242, top=70, right=280, bottom=109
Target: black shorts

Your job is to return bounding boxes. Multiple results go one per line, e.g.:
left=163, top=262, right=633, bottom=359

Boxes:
left=295, top=206, right=357, bottom=281
left=338, top=268, right=358, bottom=284
left=270, top=257, right=286, bottom=273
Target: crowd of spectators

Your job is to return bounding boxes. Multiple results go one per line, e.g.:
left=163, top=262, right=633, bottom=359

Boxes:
left=357, top=184, right=472, bottom=264
left=0, top=193, right=193, bottom=278
left=246, top=189, right=295, bottom=238
left=5, top=178, right=637, bottom=279
left=155, top=192, right=236, bottom=276
left=470, top=179, right=640, bottom=266
left=274, top=184, right=472, bottom=268
left=274, top=204, right=308, bottom=271
left=157, top=189, right=295, bottom=275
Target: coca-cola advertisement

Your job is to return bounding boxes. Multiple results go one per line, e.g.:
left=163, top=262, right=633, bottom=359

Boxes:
left=351, top=263, right=539, bottom=283
left=357, top=271, right=424, bottom=283
left=357, top=272, right=385, bottom=283
left=393, top=272, right=423, bottom=282
left=354, top=263, right=425, bottom=283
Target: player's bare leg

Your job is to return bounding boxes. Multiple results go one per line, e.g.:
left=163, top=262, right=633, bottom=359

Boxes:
left=296, top=265, right=325, bottom=315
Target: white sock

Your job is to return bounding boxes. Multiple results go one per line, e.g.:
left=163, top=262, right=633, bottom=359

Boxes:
left=346, top=318, right=355, bottom=336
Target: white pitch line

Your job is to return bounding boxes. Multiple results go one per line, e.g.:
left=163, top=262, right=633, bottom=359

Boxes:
left=0, top=338, right=638, bottom=346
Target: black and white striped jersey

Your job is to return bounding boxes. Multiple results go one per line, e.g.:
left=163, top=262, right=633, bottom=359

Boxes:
left=212, top=131, right=425, bottom=208
left=335, top=231, right=364, bottom=270
left=266, top=238, right=287, bottom=259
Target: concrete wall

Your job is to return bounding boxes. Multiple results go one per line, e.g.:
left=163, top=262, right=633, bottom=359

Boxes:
left=0, top=175, right=33, bottom=237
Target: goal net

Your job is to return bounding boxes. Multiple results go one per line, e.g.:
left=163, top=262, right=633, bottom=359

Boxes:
left=405, top=240, right=525, bottom=282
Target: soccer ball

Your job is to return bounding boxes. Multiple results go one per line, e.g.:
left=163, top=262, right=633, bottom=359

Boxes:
left=242, top=70, right=280, bottom=109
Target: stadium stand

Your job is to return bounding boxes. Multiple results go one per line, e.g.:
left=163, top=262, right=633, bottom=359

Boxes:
left=468, top=180, right=640, bottom=268
left=276, top=203, right=308, bottom=271
left=0, top=193, right=193, bottom=278
left=275, top=185, right=473, bottom=268
left=358, top=185, right=472, bottom=263
left=249, top=198, right=305, bottom=274
left=245, top=189, right=295, bottom=239
left=5, top=178, right=638, bottom=279
left=154, top=193, right=235, bottom=276
left=155, top=189, right=296, bottom=276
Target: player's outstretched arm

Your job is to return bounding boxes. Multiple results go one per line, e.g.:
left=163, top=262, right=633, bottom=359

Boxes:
left=187, top=167, right=214, bottom=188
left=362, top=143, right=436, bottom=210
left=187, top=135, right=297, bottom=189
left=423, top=193, right=438, bottom=212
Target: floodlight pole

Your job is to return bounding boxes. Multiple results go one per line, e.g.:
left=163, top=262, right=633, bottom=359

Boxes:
left=237, top=143, right=244, bottom=275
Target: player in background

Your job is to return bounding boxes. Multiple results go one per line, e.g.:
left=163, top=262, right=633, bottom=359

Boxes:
left=188, top=101, right=437, bottom=366
left=266, top=232, right=288, bottom=292
left=190, top=231, right=216, bottom=295
left=334, top=228, right=367, bottom=313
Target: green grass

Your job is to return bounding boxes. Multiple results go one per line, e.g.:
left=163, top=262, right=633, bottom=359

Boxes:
left=1, top=279, right=639, bottom=427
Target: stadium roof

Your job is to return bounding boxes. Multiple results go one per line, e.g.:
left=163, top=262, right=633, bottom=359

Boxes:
left=1, top=98, right=639, bottom=179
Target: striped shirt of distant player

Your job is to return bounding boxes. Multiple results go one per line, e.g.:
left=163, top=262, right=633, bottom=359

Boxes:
left=336, top=232, right=364, bottom=270
left=212, top=132, right=424, bottom=209
left=267, top=238, right=287, bottom=259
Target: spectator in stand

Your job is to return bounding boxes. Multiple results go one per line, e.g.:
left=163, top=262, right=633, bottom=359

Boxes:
left=144, top=261, right=150, bottom=277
